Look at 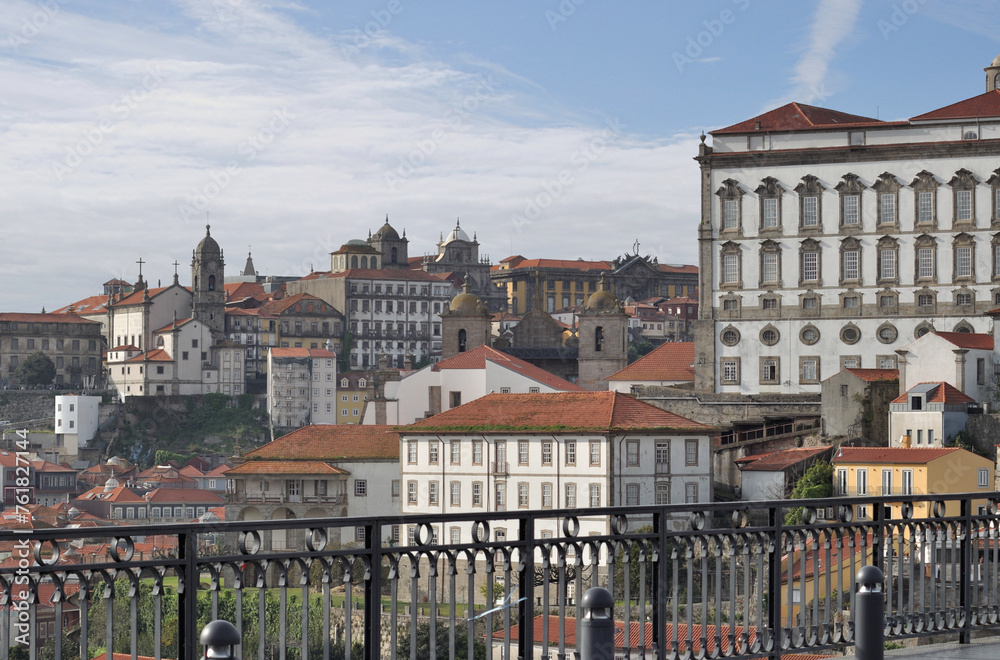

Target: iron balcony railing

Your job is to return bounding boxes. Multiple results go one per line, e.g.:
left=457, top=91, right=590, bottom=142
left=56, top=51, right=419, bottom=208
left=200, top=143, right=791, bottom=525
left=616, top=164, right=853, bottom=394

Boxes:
left=4, top=492, right=1000, bottom=660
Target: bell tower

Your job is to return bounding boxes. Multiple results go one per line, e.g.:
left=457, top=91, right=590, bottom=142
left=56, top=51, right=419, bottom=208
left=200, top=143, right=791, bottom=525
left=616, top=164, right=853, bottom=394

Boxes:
left=191, top=224, right=225, bottom=336
left=985, top=54, right=1000, bottom=92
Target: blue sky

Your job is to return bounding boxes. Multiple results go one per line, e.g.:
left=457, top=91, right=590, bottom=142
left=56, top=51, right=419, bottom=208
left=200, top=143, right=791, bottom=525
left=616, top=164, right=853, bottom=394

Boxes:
left=2, top=0, right=999, bottom=311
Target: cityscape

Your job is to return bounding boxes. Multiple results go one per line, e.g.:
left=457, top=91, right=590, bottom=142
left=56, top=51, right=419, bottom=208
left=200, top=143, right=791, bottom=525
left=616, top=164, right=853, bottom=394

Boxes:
left=5, top=2, right=1000, bottom=660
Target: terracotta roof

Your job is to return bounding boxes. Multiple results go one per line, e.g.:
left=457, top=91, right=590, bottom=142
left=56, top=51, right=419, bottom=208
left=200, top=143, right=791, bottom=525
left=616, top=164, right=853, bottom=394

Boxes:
left=243, top=425, right=400, bottom=461
left=891, top=381, right=975, bottom=405
left=110, top=285, right=187, bottom=307
left=300, top=269, right=450, bottom=282
left=127, top=348, right=173, bottom=362
left=0, top=312, right=99, bottom=325
left=784, top=531, right=873, bottom=582
left=607, top=342, right=695, bottom=383
left=403, top=391, right=709, bottom=433
left=270, top=347, right=338, bottom=359
left=224, top=281, right=266, bottom=300
left=109, top=344, right=140, bottom=352
left=500, top=258, right=612, bottom=272
left=145, top=488, right=225, bottom=504
left=658, top=264, right=698, bottom=274
left=432, top=345, right=584, bottom=391
left=52, top=295, right=109, bottom=315
left=712, top=102, right=884, bottom=135
left=933, top=331, right=993, bottom=350
left=911, top=90, right=1000, bottom=121
left=664, top=296, right=697, bottom=305
left=153, top=317, right=196, bottom=333
left=843, top=368, right=899, bottom=382
left=260, top=292, right=338, bottom=316
left=832, top=447, right=963, bottom=465
left=75, top=484, right=147, bottom=503
left=734, top=446, right=830, bottom=472
left=178, top=465, right=205, bottom=478
left=225, top=460, right=349, bottom=475
left=30, top=459, right=77, bottom=473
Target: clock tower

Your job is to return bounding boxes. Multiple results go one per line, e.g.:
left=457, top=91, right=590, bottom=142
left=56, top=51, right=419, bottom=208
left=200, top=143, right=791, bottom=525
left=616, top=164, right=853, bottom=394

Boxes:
left=191, top=224, right=226, bottom=336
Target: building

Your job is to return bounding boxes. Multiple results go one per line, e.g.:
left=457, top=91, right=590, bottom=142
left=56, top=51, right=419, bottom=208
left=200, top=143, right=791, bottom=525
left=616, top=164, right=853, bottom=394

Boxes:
left=0, top=313, right=103, bottom=388
left=734, top=445, right=832, bottom=501
left=266, top=347, right=338, bottom=429
left=54, top=394, right=101, bottom=450
left=888, top=381, right=975, bottom=448
left=361, top=344, right=583, bottom=425
left=0, top=450, right=33, bottom=506
left=398, top=391, right=714, bottom=543
left=146, top=488, right=225, bottom=523
left=415, top=220, right=508, bottom=312
left=335, top=372, right=372, bottom=425
left=820, top=368, right=898, bottom=443
left=896, top=331, right=994, bottom=404
left=695, top=55, right=1000, bottom=394
left=606, top=342, right=695, bottom=393
left=31, top=460, right=79, bottom=506
left=224, top=424, right=400, bottom=546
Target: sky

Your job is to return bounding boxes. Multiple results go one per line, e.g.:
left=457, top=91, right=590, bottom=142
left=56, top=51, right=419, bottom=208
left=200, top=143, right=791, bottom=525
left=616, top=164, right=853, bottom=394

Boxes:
left=2, top=0, right=999, bottom=312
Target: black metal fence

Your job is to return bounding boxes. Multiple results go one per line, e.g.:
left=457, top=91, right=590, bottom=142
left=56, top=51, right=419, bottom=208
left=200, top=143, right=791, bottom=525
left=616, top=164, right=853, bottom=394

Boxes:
left=4, top=492, right=1000, bottom=660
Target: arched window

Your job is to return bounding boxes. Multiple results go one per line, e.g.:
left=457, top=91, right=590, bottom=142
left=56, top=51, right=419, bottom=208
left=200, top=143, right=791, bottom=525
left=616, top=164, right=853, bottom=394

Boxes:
left=208, top=275, right=216, bottom=291
left=595, top=326, right=604, bottom=352
left=361, top=256, right=368, bottom=268
left=458, top=329, right=467, bottom=353
left=351, top=256, right=359, bottom=268
left=391, top=247, right=398, bottom=263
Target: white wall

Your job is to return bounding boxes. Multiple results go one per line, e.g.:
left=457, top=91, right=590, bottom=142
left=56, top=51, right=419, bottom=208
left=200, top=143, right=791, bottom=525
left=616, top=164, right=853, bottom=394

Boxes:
left=54, top=395, right=100, bottom=446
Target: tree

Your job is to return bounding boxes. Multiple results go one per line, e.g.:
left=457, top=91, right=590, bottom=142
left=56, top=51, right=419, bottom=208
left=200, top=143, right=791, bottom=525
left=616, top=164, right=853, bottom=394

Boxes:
left=397, top=620, right=486, bottom=660
left=783, top=461, right=834, bottom=525
left=13, top=351, right=55, bottom=386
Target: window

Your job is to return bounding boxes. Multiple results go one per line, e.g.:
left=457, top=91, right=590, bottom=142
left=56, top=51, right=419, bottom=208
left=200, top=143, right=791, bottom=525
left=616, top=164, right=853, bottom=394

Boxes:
left=472, top=482, right=482, bottom=506
left=542, top=442, right=552, bottom=465
left=762, top=296, right=778, bottom=310
left=857, top=469, right=868, bottom=495
left=800, top=239, right=821, bottom=284
left=721, top=327, right=740, bottom=346
left=901, top=470, right=913, bottom=495
left=626, top=440, right=639, bottom=466
left=800, top=357, right=819, bottom=384
left=879, top=193, right=895, bottom=225
left=918, top=293, right=934, bottom=307
left=407, top=482, right=417, bottom=504
left=836, top=173, right=865, bottom=227
left=837, top=469, right=848, bottom=495
left=721, top=252, right=740, bottom=286
left=958, top=292, right=973, bottom=306
left=760, top=357, right=778, bottom=384
left=911, top=170, right=938, bottom=227
left=391, top=480, right=399, bottom=497
left=450, top=482, right=461, bottom=506
left=428, top=482, right=439, bottom=505
left=450, top=440, right=461, bottom=464
left=841, top=246, right=860, bottom=281
left=881, top=469, right=892, bottom=496
left=589, top=484, right=600, bottom=507
left=724, top=199, right=739, bottom=229
left=760, top=326, right=779, bottom=346
left=355, top=527, right=366, bottom=543
left=565, top=440, right=576, bottom=465
left=762, top=197, right=779, bottom=227
left=626, top=484, right=639, bottom=506
left=655, top=483, right=670, bottom=505
left=716, top=178, right=742, bottom=230
left=590, top=441, right=601, bottom=466
left=473, top=440, right=483, bottom=464
left=518, top=441, right=529, bottom=465
left=950, top=168, right=978, bottom=224
left=685, top=483, right=698, bottom=504
left=407, top=441, right=417, bottom=464
left=355, top=480, right=367, bottom=497
left=954, top=234, right=975, bottom=281
left=878, top=238, right=898, bottom=283
left=685, top=439, right=699, bottom=466
left=756, top=177, right=782, bottom=229
left=873, top=172, right=901, bottom=226
left=542, top=483, right=553, bottom=508
left=877, top=324, right=898, bottom=344
left=428, top=443, right=438, bottom=464
left=721, top=358, right=740, bottom=384
left=495, top=482, right=506, bottom=510
left=517, top=483, right=529, bottom=508
left=979, top=469, right=990, bottom=488
left=761, top=251, right=779, bottom=285
left=916, top=239, right=936, bottom=280
left=565, top=483, right=577, bottom=507
left=795, top=174, right=823, bottom=228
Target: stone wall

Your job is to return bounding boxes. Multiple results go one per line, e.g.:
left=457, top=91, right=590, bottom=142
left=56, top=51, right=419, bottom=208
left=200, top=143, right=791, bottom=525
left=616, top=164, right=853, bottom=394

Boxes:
left=635, top=387, right=821, bottom=427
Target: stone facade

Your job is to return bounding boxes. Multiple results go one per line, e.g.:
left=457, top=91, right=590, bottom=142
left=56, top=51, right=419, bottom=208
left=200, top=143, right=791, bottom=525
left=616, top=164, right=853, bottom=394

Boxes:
left=0, top=313, right=103, bottom=388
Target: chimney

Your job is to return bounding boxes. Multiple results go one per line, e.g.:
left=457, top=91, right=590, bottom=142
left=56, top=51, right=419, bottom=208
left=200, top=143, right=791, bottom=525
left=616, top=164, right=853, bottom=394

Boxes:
left=895, top=349, right=908, bottom=396
left=900, top=433, right=911, bottom=449
left=954, top=348, right=969, bottom=392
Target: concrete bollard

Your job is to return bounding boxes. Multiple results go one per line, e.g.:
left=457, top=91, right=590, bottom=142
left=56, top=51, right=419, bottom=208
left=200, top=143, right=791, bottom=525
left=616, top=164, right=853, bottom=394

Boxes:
left=580, top=587, right=615, bottom=660
left=200, top=619, right=241, bottom=660
left=855, top=565, right=885, bottom=660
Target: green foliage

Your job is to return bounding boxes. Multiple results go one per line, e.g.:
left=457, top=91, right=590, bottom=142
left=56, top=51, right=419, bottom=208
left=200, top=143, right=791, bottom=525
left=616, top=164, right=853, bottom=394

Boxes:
left=884, top=641, right=905, bottom=650
left=397, top=620, right=487, bottom=660
left=627, top=339, right=657, bottom=364
left=953, top=429, right=990, bottom=458
left=14, top=351, right=56, bottom=386
left=154, top=449, right=196, bottom=466
left=783, top=461, right=833, bottom=525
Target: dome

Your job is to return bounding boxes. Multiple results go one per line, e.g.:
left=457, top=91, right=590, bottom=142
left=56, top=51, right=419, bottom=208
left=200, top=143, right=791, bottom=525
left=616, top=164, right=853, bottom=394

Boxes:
left=197, top=224, right=221, bottom=255
left=441, top=220, right=471, bottom=245
left=373, top=218, right=400, bottom=241
left=583, top=276, right=619, bottom=313
left=992, top=54, right=1000, bottom=67
left=449, top=276, right=485, bottom=315
left=346, top=239, right=368, bottom=247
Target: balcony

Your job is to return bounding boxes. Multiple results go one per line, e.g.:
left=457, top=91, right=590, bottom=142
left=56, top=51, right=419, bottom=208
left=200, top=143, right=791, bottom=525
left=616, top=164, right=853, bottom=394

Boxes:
left=227, top=492, right=348, bottom=505
left=5, top=492, right=1000, bottom=660
left=490, top=460, right=508, bottom=476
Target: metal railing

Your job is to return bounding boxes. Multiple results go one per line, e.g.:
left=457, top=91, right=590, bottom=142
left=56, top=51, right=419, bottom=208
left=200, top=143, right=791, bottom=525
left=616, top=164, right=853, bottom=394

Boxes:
left=4, top=492, right=1000, bottom=660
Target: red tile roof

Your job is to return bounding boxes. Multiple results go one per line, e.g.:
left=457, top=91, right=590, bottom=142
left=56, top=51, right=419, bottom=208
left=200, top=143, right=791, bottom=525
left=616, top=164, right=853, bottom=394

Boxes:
left=224, top=281, right=266, bottom=300
left=891, top=381, right=975, bottom=405
left=0, top=312, right=99, bottom=325
left=403, top=391, right=709, bottom=433
left=734, top=446, right=830, bottom=472
left=432, top=345, right=584, bottom=391
left=911, top=90, right=1000, bottom=121
left=832, top=446, right=963, bottom=465
left=843, top=368, right=898, bottom=382
left=499, top=258, right=612, bottom=272
left=607, top=342, right=694, bottom=383
left=126, top=348, right=173, bottom=362
left=933, top=331, right=993, bottom=350
left=658, top=264, right=698, bottom=274
left=301, top=269, right=450, bottom=282
left=225, top=460, right=349, bottom=475
left=145, top=488, right=225, bottom=504
left=270, top=347, right=338, bottom=359
left=260, top=292, right=338, bottom=316
left=153, top=317, right=196, bottom=333
left=52, top=295, right=109, bottom=315
left=243, top=425, right=400, bottom=461
left=110, top=285, right=188, bottom=307
left=75, top=484, right=147, bottom=503
left=712, top=102, right=885, bottom=135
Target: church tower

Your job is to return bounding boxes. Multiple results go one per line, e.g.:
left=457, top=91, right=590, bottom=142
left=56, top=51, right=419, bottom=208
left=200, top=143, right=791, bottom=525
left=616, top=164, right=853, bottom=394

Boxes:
left=369, top=216, right=409, bottom=269
left=191, top=224, right=226, bottom=336
left=441, top=276, right=492, bottom=359
left=986, top=54, right=1000, bottom=92
left=576, top=275, right=628, bottom=391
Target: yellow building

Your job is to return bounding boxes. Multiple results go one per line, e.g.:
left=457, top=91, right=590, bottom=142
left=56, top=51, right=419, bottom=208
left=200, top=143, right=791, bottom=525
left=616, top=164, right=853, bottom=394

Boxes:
left=336, top=372, right=371, bottom=424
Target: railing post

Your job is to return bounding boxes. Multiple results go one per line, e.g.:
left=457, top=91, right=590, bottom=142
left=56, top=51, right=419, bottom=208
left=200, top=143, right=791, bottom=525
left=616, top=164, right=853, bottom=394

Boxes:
left=855, top=565, right=884, bottom=660
left=365, top=521, right=382, bottom=660
left=580, top=587, right=615, bottom=660
left=179, top=530, right=199, bottom=660
left=768, top=503, right=784, bottom=660
left=518, top=515, right=535, bottom=659
left=960, top=495, right=971, bottom=644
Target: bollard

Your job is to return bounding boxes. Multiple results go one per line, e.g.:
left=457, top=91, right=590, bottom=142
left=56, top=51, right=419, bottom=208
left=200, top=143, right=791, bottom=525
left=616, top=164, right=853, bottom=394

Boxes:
left=855, top=565, right=885, bottom=660
left=200, top=619, right=241, bottom=660
left=580, top=587, right=615, bottom=660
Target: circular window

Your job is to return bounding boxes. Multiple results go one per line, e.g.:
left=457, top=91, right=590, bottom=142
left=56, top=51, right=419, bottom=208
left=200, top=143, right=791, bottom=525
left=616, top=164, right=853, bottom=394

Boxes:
left=877, top=324, right=897, bottom=344
left=720, top=327, right=741, bottom=346
left=800, top=325, right=820, bottom=346
left=840, top=324, right=861, bottom=345
left=954, top=322, right=973, bottom=333
left=915, top=323, right=933, bottom=339
left=760, top=326, right=779, bottom=346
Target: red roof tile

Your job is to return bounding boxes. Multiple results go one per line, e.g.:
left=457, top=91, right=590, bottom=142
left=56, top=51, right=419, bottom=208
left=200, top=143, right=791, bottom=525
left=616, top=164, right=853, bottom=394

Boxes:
left=933, top=331, right=993, bottom=350
left=225, top=460, right=349, bottom=475
left=658, top=264, right=698, bottom=274
left=734, top=446, right=830, bottom=472
left=607, top=342, right=695, bottom=383
left=145, top=488, right=225, bottom=504
left=890, top=381, right=975, bottom=405
left=126, top=348, right=173, bottom=362
left=52, top=295, right=109, bottom=315
left=224, top=281, right=266, bottom=300
left=260, top=292, right=339, bottom=316
left=0, top=312, right=98, bottom=325
left=911, top=90, right=1000, bottom=121
left=403, top=391, right=709, bottom=433
left=300, top=269, right=450, bottom=283
left=712, top=102, right=884, bottom=135
left=110, top=285, right=188, bottom=307
left=844, top=368, right=899, bottom=382
left=499, top=258, right=612, bottom=272
left=270, top=347, right=338, bottom=359
left=432, top=346, right=584, bottom=391
left=832, top=446, right=963, bottom=465
left=153, top=317, right=196, bottom=333
left=243, top=425, right=400, bottom=461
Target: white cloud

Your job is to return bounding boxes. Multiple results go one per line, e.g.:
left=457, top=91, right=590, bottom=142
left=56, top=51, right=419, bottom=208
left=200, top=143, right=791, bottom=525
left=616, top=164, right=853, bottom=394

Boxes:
left=0, top=0, right=701, bottom=311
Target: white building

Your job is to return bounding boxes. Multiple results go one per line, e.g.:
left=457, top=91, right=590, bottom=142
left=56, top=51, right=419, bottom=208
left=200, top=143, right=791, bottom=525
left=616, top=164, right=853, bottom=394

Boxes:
left=267, top=347, right=338, bottom=428
left=54, top=394, right=100, bottom=449
left=896, top=331, right=994, bottom=404
left=360, top=344, right=583, bottom=425
left=696, top=55, right=1000, bottom=394
left=888, top=381, right=974, bottom=448
left=398, top=391, right=714, bottom=546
